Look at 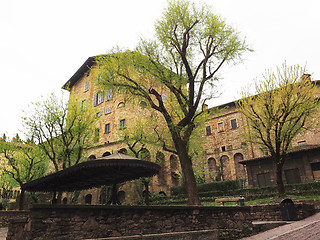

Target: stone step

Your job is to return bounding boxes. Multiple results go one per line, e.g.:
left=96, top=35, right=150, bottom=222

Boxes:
left=252, top=220, right=290, bottom=234
left=86, top=229, right=218, bottom=240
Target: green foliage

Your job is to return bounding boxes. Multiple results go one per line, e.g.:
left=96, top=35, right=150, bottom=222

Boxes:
left=0, top=138, right=48, bottom=188
left=237, top=63, right=320, bottom=195
left=22, top=92, right=97, bottom=171
left=171, top=179, right=245, bottom=195
left=95, top=0, right=250, bottom=205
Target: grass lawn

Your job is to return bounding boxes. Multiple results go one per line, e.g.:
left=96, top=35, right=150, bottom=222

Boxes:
left=201, top=194, right=320, bottom=206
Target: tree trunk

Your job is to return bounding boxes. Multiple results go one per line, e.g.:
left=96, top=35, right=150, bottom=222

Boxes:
left=19, top=189, right=25, bottom=210
left=276, top=160, right=285, bottom=196
left=144, top=181, right=150, bottom=206
left=176, top=140, right=201, bottom=206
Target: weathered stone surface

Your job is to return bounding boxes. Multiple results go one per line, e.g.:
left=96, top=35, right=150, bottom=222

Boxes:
left=4, top=202, right=317, bottom=240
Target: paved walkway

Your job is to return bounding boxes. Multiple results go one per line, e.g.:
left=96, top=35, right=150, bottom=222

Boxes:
left=0, top=228, right=7, bottom=240
left=241, top=212, right=320, bottom=240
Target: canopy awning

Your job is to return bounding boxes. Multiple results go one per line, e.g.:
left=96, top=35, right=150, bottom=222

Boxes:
left=22, top=153, right=161, bottom=192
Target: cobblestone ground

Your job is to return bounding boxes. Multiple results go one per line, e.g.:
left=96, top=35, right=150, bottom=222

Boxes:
left=241, top=212, right=320, bottom=240
left=0, top=228, right=7, bottom=240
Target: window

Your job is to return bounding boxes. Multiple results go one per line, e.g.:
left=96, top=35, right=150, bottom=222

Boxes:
left=94, top=128, right=100, bottom=142
left=106, top=89, right=112, bottom=101
left=120, top=119, right=126, bottom=129
left=96, top=111, right=102, bottom=118
left=221, top=146, right=226, bottom=152
left=262, top=148, right=269, bottom=156
left=161, top=94, right=166, bottom=102
left=117, top=102, right=125, bottom=108
left=84, top=81, right=89, bottom=92
left=105, top=123, right=110, bottom=133
left=257, top=173, right=271, bottom=187
left=140, top=101, right=148, bottom=107
left=217, top=122, right=224, bottom=132
left=80, top=99, right=88, bottom=109
left=93, top=91, right=104, bottom=106
left=230, top=119, right=237, bottom=130
left=206, top=126, right=212, bottom=136
left=105, top=107, right=111, bottom=114
left=298, top=140, right=307, bottom=145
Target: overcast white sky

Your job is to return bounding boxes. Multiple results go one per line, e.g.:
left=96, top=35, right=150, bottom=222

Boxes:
left=1, top=0, right=320, bottom=139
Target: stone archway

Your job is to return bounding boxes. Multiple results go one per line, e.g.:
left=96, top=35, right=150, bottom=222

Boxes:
left=208, top=157, right=217, bottom=181
left=234, top=153, right=246, bottom=179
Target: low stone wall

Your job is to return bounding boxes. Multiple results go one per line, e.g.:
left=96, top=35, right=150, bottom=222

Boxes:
left=5, top=202, right=316, bottom=240
left=0, top=210, right=29, bottom=227
left=296, top=199, right=320, bottom=212
left=249, top=203, right=315, bottom=221
left=8, top=205, right=253, bottom=240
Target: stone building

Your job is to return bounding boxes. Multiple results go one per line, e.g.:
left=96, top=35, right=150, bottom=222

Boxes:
left=202, top=78, right=320, bottom=188
left=63, top=55, right=320, bottom=203
left=62, top=56, right=181, bottom=204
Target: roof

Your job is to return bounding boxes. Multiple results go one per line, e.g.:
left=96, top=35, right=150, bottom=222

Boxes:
left=62, top=56, right=96, bottom=90
left=21, top=153, right=161, bottom=192
left=240, top=144, right=320, bottom=165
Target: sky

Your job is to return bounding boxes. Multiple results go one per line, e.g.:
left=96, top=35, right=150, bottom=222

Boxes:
left=1, top=0, right=320, bottom=139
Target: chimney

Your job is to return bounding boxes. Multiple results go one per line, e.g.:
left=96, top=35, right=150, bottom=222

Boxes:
left=301, top=73, right=311, bottom=82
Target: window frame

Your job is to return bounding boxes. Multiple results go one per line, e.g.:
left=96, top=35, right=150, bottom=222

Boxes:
left=105, top=123, right=111, bottom=133
left=217, top=121, right=224, bottom=132
left=120, top=119, right=126, bottom=129
left=205, top=126, right=212, bottom=136
left=84, top=81, right=89, bottom=92
left=230, top=118, right=238, bottom=130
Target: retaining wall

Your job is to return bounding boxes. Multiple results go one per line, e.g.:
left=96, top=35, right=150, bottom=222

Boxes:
left=4, top=202, right=317, bottom=240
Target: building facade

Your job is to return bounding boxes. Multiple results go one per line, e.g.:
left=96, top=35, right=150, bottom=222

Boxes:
left=63, top=56, right=320, bottom=204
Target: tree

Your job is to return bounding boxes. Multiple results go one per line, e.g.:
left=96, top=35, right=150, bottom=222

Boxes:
left=22, top=93, right=97, bottom=202
left=120, top=116, right=163, bottom=205
left=0, top=137, right=48, bottom=209
left=95, top=0, right=250, bottom=205
left=237, top=63, right=320, bottom=195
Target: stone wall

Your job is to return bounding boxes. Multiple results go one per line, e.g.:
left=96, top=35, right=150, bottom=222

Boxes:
left=7, top=205, right=253, bottom=240
left=5, top=203, right=316, bottom=240
left=0, top=210, right=29, bottom=227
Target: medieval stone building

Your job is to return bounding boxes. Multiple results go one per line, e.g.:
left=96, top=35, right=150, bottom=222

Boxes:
left=63, top=56, right=320, bottom=204
left=202, top=77, right=320, bottom=188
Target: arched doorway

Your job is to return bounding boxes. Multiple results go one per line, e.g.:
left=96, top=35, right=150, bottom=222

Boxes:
left=170, top=155, right=179, bottom=186
left=85, top=194, right=92, bottom=204
left=234, top=153, right=246, bottom=179
left=208, top=157, right=217, bottom=181
left=156, top=151, right=166, bottom=185
left=218, top=155, right=231, bottom=181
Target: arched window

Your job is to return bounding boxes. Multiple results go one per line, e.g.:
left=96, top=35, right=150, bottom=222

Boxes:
left=62, top=197, right=68, bottom=204
left=234, top=153, right=246, bottom=179
left=156, top=151, right=166, bottom=185
left=85, top=194, right=92, bottom=204
left=159, top=191, right=166, bottom=196
left=139, top=148, right=151, bottom=161
left=118, top=148, right=127, bottom=154
left=117, top=102, right=125, bottom=108
left=102, top=151, right=111, bottom=157
left=117, top=190, right=126, bottom=204
left=140, top=101, right=148, bottom=107
left=88, top=155, right=96, bottom=160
